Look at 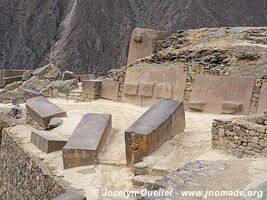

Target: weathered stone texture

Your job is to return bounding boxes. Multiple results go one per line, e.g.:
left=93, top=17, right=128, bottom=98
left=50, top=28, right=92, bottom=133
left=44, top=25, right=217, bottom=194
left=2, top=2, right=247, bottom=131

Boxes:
left=127, top=28, right=166, bottom=65
left=26, top=96, right=67, bottom=129
left=63, top=113, right=112, bottom=169
left=82, top=80, right=102, bottom=100
left=125, top=99, right=185, bottom=167
left=100, top=79, right=120, bottom=101
left=211, top=116, right=267, bottom=157
left=0, top=128, right=66, bottom=199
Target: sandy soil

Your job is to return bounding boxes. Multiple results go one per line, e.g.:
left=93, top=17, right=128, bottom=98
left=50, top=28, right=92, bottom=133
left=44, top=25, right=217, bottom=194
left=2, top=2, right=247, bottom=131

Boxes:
left=4, top=99, right=267, bottom=199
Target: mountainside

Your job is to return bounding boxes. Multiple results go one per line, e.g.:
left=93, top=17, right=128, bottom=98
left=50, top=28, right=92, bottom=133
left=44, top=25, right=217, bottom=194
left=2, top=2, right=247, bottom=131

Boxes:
left=0, top=0, right=267, bottom=74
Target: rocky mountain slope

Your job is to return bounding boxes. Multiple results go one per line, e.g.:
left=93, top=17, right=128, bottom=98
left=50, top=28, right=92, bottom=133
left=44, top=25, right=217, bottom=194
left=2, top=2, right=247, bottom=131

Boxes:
left=0, top=0, right=267, bottom=74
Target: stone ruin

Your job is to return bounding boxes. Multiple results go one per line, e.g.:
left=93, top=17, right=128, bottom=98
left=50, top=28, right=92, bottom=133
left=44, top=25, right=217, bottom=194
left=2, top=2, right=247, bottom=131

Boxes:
left=0, top=27, right=266, bottom=199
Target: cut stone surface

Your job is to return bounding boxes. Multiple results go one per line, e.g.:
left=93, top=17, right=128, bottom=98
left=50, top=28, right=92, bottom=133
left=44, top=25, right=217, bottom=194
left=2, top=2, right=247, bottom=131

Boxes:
left=155, top=83, right=172, bottom=99
left=122, top=63, right=186, bottom=106
left=125, top=99, right=185, bottom=167
left=127, top=28, right=166, bottom=65
left=222, top=101, right=241, bottom=114
left=26, top=96, right=67, bottom=129
left=188, top=101, right=205, bottom=112
left=190, top=75, right=255, bottom=114
left=82, top=80, right=102, bottom=99
left=31, top=130, right=67, bottom=154
left=18, top=88, right=42, bottom=102
left=63, top=113, right=112, bottom=169
left=258, top=82, right=267, bottom=115
left=123, top=84, right=138, bottom=96
left=139, top=83, right=154, bottom=97
left=100, top=79, right=120, bottom=101
left=52, top=191, right=87, bottom=200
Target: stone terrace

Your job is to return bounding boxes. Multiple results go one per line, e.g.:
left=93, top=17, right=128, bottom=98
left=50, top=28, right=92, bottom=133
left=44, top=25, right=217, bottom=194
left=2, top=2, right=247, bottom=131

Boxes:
left=1, top=99, right=266, bottom=199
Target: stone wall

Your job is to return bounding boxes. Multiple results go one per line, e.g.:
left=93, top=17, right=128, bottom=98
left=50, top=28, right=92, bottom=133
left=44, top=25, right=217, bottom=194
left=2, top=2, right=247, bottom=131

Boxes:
left=211, top=115, right=267, bottom=158
left=0, top=128, right=67, bottom=199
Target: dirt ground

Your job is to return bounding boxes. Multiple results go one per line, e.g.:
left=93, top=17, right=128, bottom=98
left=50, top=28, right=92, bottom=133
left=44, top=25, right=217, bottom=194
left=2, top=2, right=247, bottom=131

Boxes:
left=4, top=99, right=267, bottom=199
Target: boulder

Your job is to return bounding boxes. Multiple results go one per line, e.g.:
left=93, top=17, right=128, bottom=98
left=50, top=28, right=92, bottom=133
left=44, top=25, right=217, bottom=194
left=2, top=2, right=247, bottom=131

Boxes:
left=22, top=71, right=33, bottom=81
left=33, top=64, right=61, bottom=80
left=51, top=79, right=79, bottom=95
left=21, top=77, right=52, bottom=92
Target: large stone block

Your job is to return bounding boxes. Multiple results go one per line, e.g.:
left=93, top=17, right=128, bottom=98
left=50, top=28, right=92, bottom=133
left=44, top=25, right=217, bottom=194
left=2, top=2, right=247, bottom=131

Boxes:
left=127, top=28, right=166, bottom=65
left=82, top=80, right=102, bottom=99
left=139, top=83, right=154, bottom=97
left=63, top=113, right=112, bottom=169
left=31, top=130, right=67, bottom=154
left=190, top=75, right=255, bottom=114
left=123, top=84, right=138, bottom=96
left=122, top=63, right=186, bottom=106
left=155, top=84, right=172, bottom=99
left=26, top=96, right=67, bottom=129
left=52, top=191, right=87, bottom=200
left=18, top=88, right=42, bottom=102
left=100, top=79, right=120, bottom=101
left=258, top=82, right=267, bottom=115
left=125, top=99, right=185, bottom=167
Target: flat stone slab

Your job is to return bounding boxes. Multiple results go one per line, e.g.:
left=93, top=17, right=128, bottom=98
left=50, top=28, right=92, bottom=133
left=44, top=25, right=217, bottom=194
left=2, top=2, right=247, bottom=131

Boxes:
left=100, top=79, right=120, bottom=101
left=31, top=130, right=67, bottom=154
left=258, top=82, right=267, bottom=115
left=26, top=96, right=67, bottom=129
left=190, top=75, right=255, bottom=114
left=52, top=191, right=87, bottom=200
left=63, top=113, right=112, bottom=169
left=125, top=99, right=185, bottom=167
left=18, top=88, right=42, bottom=102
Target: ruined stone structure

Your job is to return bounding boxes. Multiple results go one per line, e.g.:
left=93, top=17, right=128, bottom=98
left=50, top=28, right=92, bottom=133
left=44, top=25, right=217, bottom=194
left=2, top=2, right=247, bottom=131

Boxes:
left=212, top=115, right=267, bottom=158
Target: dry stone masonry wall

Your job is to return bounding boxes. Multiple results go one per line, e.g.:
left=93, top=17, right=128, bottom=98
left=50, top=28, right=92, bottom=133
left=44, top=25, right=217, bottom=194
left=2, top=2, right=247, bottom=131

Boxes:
left=211, top=114, right=267, bottom=158
left=0, top=128, right=66, bottom=199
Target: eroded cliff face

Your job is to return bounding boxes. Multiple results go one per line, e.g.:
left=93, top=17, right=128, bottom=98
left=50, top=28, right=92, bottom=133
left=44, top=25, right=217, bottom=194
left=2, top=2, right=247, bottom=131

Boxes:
left=0, top=0, right=267, bottom=74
